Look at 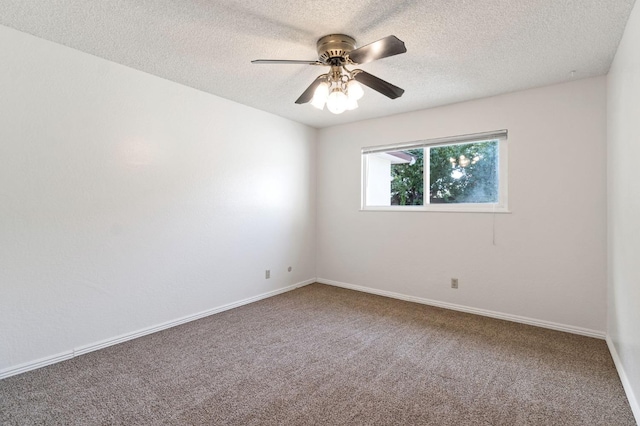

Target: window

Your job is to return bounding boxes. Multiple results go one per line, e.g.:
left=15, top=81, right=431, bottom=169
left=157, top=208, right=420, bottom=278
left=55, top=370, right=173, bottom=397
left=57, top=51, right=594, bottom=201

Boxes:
left=362, top=130, right=508, bottom=212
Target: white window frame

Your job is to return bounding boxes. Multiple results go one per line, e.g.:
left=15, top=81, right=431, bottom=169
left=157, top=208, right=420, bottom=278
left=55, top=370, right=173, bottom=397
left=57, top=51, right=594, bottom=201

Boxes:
left=361, top=130, right=509, bottom=213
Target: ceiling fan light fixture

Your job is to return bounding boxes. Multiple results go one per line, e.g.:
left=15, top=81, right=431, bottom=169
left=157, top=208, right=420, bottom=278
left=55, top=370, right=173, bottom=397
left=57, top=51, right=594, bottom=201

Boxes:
left=311, top=82, right=329, bottom=109
left=347, top=79, right=364, bottom=101
left=326, top=88, right=348, bottom=114
left=252, top=34, right=406, bottom=112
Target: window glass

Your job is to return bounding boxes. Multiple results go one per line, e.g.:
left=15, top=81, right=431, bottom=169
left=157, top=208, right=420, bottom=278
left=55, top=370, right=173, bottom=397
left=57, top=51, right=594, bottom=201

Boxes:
left=390, top=149, right=424, bottom=206
left=429, top=141, right=498, bottom=204
left=362, top=131, right=507, bottom=212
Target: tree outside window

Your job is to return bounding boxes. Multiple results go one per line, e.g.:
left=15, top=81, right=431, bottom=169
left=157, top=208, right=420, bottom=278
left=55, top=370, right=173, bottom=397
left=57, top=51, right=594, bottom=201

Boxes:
left=384, top=141, right=499, bottom=206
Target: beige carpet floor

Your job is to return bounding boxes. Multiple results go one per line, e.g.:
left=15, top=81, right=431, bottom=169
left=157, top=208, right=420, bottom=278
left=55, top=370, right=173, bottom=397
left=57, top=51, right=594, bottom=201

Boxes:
left=0, top=283, right=635, bottom=425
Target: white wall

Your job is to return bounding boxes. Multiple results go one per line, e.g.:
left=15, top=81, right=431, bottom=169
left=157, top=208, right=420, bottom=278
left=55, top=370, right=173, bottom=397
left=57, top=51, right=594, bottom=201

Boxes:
left=607, top=0, right=640, bottom=418
left=0, top=25, right=316, bottom=373
left=317, top=77, right=607, bottom=334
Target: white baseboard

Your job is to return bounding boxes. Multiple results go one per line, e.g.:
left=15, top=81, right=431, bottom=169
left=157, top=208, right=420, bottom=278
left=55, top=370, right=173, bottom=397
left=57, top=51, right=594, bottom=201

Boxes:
left=0, top=279, right=315, bottom=380
left=0, top=351, right=74, bottom=381
left=317, top=278, right=605, bottom=339
left=606, top=336, right=640, bottom=424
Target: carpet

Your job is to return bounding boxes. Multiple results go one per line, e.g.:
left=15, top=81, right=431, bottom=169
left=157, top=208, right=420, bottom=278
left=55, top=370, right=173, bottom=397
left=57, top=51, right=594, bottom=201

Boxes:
left=0, top=283, right=635, bottom=425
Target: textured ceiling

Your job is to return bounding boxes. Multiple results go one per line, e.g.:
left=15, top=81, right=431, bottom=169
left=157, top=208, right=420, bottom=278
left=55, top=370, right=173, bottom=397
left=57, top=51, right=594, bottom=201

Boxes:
left=0, top=0, right=635, bottom=128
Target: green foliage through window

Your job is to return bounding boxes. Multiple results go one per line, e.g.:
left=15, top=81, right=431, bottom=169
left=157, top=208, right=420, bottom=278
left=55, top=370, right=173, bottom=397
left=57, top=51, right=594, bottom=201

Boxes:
left=384, top=141, right=498, bottom=206
left=430, top=141, right=498, bottom=204
left=390, top=149, right=424, bottom=205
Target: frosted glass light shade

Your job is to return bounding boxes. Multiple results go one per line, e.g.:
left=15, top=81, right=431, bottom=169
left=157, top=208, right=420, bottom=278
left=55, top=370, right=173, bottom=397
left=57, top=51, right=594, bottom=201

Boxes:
left=326, top=89, right=348, bottom=114
left=346, top=97, right=358, bottom=110
left=311, top=82, right=329, bottom=110
left=347, top=80, right=364, bottom=101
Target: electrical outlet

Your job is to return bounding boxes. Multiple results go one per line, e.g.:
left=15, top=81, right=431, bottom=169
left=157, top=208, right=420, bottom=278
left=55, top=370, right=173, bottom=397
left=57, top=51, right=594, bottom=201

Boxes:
left=265, top=270, right=270, bottom=279
left=451, top=278, right=459, bottom=289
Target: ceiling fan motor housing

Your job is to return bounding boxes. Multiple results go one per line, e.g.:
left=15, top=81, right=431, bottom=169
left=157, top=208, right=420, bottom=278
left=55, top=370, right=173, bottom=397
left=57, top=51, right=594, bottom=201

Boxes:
left=316, top=34, right=356, bottom=64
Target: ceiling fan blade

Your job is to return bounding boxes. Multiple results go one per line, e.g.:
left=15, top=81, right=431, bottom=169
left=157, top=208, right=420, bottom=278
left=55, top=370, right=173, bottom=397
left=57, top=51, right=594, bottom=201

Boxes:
left=251, top=59, right=324, bottom=65
left=353, top=70, right=405, bottom=99
left=295, top=76, right=326, bottom=104
left=347, top=35, right=407, bottom=65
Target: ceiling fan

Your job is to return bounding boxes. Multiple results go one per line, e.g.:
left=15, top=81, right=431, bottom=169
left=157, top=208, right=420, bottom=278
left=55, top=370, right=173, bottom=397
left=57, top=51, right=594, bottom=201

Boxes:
left=251, top=34, right=407, bottom=114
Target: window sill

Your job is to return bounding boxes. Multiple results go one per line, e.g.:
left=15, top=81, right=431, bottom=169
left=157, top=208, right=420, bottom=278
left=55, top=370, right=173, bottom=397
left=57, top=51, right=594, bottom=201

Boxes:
left=360, top=205, right=511, bottom=213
